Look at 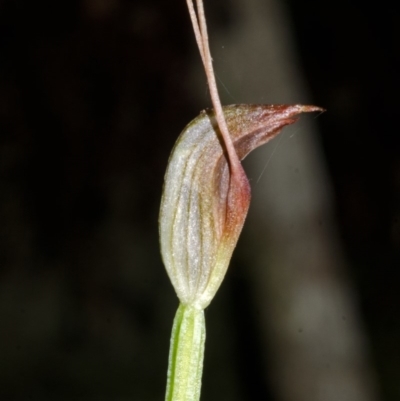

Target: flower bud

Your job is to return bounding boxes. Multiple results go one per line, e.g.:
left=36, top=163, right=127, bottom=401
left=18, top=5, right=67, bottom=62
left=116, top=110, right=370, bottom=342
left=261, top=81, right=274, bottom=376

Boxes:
left=159, top=104, right=322, bottom=309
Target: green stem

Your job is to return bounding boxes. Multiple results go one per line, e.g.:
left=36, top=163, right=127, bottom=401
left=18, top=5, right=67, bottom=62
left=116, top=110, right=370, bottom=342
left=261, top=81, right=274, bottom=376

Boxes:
left=165, top=303, right=206, bottom=401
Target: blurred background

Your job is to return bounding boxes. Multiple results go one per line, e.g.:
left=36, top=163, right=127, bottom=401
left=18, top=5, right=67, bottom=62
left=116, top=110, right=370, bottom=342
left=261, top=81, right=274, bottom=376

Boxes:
left=0, top=0, right=398, bottom=400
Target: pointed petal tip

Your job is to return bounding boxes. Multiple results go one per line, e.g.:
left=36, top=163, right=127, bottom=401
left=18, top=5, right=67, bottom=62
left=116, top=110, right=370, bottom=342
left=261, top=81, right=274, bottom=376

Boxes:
left=298, top=105, right=326, bottom=113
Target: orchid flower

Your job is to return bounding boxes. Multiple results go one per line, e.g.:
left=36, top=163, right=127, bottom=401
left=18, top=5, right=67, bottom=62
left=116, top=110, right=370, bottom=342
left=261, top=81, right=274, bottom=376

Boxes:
left=159, top=1, right=323, bottom=400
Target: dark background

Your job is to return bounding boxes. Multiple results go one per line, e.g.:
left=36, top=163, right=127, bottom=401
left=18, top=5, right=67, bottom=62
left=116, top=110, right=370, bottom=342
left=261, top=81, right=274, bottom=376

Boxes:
left=0, top=0, right=398, bottom=399
left=289, top=3, right=400, bottom=400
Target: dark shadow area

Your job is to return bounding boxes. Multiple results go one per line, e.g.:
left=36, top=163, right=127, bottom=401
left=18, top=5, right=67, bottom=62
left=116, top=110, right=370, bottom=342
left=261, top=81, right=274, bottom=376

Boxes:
left=286, top=1, right=399, bottom=399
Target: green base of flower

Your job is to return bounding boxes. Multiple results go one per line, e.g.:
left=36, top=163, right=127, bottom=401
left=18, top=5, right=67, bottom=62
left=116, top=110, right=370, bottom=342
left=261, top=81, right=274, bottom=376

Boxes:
left=165, top=303, right=206, bottom=401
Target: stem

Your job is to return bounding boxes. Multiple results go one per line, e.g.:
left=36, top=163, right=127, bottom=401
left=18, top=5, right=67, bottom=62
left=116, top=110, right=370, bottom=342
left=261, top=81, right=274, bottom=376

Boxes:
left=165, top=304, right=206, bottom=401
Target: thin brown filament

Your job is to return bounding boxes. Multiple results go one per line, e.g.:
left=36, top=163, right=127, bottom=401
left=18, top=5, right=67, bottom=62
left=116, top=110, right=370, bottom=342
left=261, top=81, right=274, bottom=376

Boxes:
left=185, top=0, right=205, bottom=65
left=186, top=0, right=242, bottom=176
